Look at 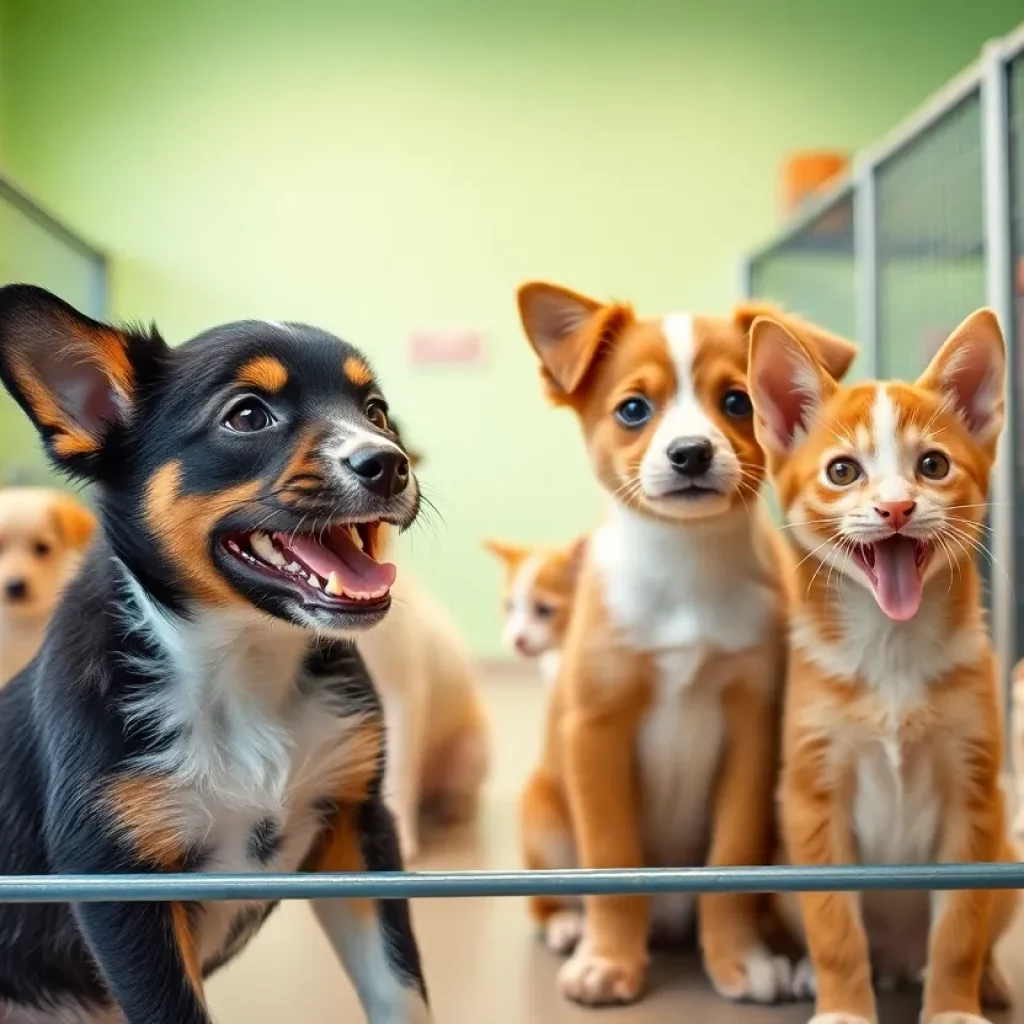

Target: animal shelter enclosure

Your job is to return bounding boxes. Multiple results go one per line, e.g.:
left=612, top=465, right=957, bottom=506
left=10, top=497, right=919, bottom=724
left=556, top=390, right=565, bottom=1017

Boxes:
left=3, top=5, right=1024, bottom=1023
left=743, top=22, right=1024, bottom=720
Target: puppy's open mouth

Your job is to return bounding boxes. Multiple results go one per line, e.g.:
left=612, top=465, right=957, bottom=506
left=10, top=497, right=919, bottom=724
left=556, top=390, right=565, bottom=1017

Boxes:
left=220, top=522, right=395, bottom=610
left=851, top=535, right=931, bottom=622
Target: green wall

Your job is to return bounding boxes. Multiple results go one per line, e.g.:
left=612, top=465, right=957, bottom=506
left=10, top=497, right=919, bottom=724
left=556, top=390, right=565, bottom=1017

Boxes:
left=1, top=0, right=1020, bottom=654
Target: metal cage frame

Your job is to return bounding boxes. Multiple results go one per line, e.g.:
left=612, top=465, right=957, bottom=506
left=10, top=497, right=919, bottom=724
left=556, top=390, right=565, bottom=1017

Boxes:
left=3, top=32, right=1024, bottom=912
left=741, top=22, right=1024, bottom=742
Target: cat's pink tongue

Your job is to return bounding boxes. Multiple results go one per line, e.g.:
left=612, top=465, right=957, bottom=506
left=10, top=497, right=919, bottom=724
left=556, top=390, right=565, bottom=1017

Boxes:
left=871, top=536, right=922, bottom=621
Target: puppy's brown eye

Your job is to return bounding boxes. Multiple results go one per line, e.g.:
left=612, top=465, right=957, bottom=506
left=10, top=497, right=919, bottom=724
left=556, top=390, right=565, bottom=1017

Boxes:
left=721, top=389, right=752, bottom=418
left=223, top=397, right=274, bottom=433
left=366, top=400, right=390, bottom=431
left=918, top=450, right=950, bottom=480
left=34, top=541, right=51, bottom=557
left=826, top=458, right=862, bottom=486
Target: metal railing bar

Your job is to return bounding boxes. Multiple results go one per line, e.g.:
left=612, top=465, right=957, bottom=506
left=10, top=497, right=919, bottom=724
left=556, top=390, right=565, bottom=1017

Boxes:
left=1, top=864, right=1022, bottom=903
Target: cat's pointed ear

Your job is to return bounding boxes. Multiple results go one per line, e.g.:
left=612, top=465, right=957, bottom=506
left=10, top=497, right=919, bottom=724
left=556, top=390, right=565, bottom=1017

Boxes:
left=482, top=538, right=528, bottom=569
left=0, top=285, right=166, bottom=477
left=918, top=308, right=1005, bottom=449
left=748, top=317, right=835, bottom=454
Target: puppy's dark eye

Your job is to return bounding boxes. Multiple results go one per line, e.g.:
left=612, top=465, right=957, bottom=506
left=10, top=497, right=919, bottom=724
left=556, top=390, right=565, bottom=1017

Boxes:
left=223, top=398, right=275, bottom=434
left=534, top=602, right=555, bottom=620
left=615, top=395, right=654, bottom=428
left=721, top=389, right=752, bottom=418
left=366, top=400, right=390, bottom=431
left=34, top=541, right=51, bottom=557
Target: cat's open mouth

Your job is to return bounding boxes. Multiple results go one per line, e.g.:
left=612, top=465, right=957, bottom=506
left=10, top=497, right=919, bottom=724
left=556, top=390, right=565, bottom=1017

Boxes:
left=852, top=536, right=931, bottom=622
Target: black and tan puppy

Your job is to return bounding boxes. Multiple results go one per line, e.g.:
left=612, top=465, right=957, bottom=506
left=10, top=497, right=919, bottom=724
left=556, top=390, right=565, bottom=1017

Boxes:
left=0, top=285, right=432, bottom=1024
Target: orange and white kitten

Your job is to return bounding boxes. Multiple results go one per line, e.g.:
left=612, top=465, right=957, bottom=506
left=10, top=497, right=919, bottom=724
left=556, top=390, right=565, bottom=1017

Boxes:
left=483, top=537, right=585, bottom=683
left=749, top=310, right=1018, bottom=1024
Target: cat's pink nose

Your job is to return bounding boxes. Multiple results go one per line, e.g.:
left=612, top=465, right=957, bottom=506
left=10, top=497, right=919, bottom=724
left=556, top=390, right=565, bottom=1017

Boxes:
left=874, top=500, right=916, bottom=531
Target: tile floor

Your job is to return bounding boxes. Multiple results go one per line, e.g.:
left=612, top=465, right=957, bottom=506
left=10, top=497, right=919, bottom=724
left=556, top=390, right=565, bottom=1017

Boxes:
left=208, top=666, right=1024, bottom=1024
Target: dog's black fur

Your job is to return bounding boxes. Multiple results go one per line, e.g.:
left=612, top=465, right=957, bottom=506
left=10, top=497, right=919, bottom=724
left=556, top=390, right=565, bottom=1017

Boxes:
left=0, top=285, right=430, bottom=1023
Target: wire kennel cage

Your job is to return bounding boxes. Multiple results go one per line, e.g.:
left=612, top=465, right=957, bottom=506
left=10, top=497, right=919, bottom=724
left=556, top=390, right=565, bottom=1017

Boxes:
left=742, top=24, right=1024, bottom=730
left=1, top=31, right=1024, bottom=961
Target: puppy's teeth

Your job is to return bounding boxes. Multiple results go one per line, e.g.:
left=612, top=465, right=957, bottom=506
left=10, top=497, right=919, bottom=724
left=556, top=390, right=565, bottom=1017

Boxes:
left=285, top=562, right=301, bottom=574
left=251, top=532, right=286, bottom=567
left=325, top=571, right=344, bottom=596
left=308, top=574, right=322, bottom=589
left=228, top=540, right=241, bottom=553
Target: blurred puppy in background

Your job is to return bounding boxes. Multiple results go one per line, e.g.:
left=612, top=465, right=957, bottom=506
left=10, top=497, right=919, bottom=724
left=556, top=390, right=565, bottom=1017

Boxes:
left=0, top=486, right=96, bottom=684
left=358, top=418, right=489, bottom=861
left=1013, top=662, right=1024, bottom=837
left=483, top=536, right=586, bottom=685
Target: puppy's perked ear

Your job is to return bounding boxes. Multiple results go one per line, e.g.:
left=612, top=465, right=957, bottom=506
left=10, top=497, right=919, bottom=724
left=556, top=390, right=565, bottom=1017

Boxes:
left=517, top=282, right=633, bottom=399
left=0, top=285, right=165, bottom=473
left=917, top=307, right=1005, bottom=451
left=748, top=317, right=836, bottom=454
left=51, top=494, right=98, bottom=551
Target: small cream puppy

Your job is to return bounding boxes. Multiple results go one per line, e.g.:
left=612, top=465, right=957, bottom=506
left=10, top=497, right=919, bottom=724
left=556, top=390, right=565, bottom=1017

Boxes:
left=0, top=487, right=97, bottom=685
left=357, top=423, right=488, bottom=860
left=358, top=569, right=488, bottom=861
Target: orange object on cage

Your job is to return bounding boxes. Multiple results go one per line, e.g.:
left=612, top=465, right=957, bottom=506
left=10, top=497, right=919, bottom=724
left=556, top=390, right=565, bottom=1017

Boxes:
left=780, top=151, right=849, bottom=214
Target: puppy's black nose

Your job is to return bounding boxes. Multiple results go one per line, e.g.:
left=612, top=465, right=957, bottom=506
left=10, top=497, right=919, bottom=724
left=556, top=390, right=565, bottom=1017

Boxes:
left=4, top=579, right=28, bottom=601
left=346, top=446, right=410, bottom=498
left=667, top=437, right=714, bottom=477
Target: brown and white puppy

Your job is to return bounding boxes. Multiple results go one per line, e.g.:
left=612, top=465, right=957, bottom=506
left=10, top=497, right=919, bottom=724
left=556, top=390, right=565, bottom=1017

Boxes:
left=515, top=282, right=857, bottom=1007
left=0, top=486, right=96, bottom=684
left=483, top=536, right=586, bottom=685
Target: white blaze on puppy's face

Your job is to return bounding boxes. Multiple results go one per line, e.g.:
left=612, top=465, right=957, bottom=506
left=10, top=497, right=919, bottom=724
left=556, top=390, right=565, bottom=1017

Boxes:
left=516, top=283, right=858, bottom=526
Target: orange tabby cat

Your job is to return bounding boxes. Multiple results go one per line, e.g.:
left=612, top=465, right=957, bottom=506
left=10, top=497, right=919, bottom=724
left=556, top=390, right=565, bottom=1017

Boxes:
left=749, top=310, right=1018, bottom=1024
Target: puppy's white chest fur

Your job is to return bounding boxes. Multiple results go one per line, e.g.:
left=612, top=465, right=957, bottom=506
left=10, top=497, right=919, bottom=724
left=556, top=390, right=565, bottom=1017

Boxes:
left=591, top=507, right=774, bottom=930
left=591, top=506, right=772, bottom=655
left=123, top=589, right=372, bottom=967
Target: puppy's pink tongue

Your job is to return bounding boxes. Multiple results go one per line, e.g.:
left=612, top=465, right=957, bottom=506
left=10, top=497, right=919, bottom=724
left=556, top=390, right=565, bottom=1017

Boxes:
left=871, top=536, right=922, bottom=621
left=277, top=529, right=396, bottom=593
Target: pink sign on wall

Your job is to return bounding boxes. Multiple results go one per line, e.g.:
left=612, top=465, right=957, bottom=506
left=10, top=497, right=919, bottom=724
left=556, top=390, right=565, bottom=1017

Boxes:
left=408, top=329, right=486, bottom=368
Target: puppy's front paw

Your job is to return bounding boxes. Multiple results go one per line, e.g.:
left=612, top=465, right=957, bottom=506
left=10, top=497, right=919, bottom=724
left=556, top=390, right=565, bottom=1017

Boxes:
left=557, top=949, right=645, bottom=1005
left=544, top=909, right=583, bottom=955
left=705, top=945, right=793, bottom=1004
left=809, top=1016, right=874, bottom=1024
left=923, top=1015, right=993, bottom=1024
